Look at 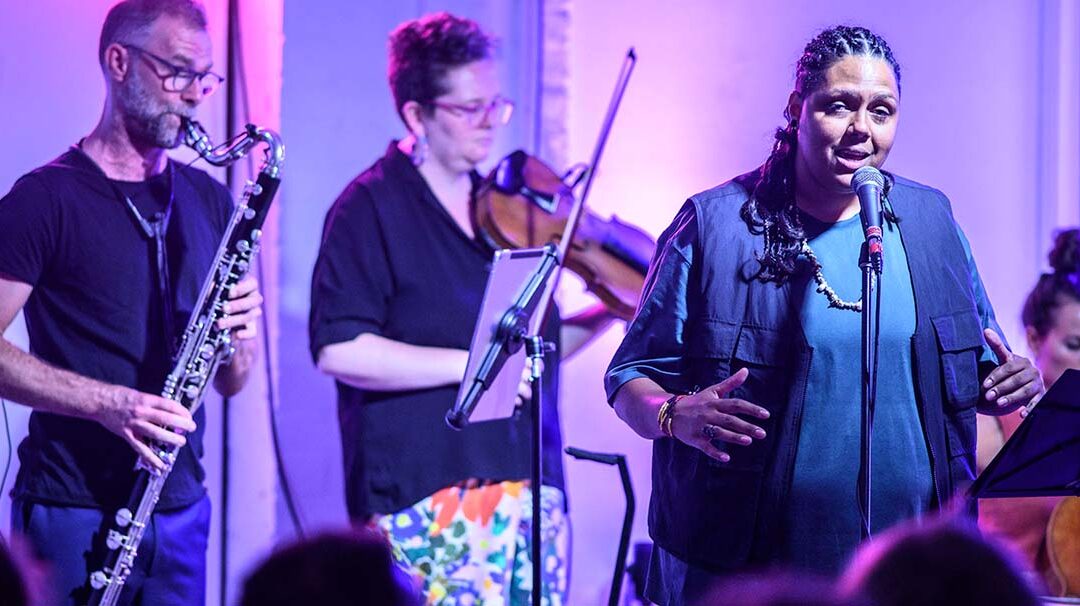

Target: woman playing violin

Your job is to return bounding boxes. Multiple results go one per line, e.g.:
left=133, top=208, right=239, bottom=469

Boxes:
left=309, top=12, right=613, bottom=605
left=605, top=25, right=1041, bottom=605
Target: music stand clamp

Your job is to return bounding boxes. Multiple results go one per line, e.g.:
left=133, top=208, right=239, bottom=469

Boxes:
left=970, top=368, right=1080, bottom=501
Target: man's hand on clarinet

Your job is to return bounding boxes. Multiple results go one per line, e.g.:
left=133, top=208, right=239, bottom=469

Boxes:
left=667, top=368, right=771, bottom=464
left=216, top=275, right=263, bottom=341
left=96, top=385, right=197, bottom=472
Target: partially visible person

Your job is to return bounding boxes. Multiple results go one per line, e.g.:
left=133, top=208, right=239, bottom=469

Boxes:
left=0, top=539, right=32, bottom=606
left=697, top=572, right=872, bottom=606
left=239, top=530, right=422, bottom=606
left=978, top=227, right=1080, bottom=595
left=839, top=516, right=1041, bottom=606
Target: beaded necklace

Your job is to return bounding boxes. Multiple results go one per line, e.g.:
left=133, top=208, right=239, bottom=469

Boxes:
left=776, top=177, right=894, bottom=313
left=801, top=238, right=862, bottom=312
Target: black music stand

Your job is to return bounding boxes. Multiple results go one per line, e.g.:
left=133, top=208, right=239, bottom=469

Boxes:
left=446, top=245, right=558, bottom=428
left=970, top=368, right=1080, bottom=500
left=446, top=244, right=559, bottom=606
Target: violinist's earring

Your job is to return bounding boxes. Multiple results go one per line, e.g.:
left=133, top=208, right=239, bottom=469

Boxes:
left=410, top=134, right=428, bottom=167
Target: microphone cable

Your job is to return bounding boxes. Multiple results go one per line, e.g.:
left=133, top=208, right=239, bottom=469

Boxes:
left=0, top=398, right=11, bottom=542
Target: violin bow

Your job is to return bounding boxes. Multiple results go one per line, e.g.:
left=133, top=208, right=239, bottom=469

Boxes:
left=532, top=47, right=637, bottom=331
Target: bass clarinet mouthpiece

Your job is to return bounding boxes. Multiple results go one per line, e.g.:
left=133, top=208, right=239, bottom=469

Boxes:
left=181, top=118, right=214, bottom=158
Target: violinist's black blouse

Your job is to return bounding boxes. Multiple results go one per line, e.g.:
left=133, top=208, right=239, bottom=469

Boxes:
left=310, top=142, right=565, bottom=519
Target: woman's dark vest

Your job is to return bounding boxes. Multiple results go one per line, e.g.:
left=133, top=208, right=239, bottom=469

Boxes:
left=647, top=173, right=989, bottom=570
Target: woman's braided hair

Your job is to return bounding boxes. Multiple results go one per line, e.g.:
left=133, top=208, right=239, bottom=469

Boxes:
left=740, top=26, right=901, bottom=282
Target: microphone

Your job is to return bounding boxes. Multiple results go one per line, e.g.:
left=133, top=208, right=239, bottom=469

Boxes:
left=852, top=166, right=885, bottom=273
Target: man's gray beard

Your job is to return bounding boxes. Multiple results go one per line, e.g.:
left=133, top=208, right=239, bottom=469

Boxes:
left=117, top=74, right=190, bottom=149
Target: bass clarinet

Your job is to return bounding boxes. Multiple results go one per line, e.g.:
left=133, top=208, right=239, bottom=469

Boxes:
left=87, top=119, right=284, bottom=606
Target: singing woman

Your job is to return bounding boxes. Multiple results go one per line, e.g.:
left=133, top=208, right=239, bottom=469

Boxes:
left=604, top=25, right=1041, bottom=605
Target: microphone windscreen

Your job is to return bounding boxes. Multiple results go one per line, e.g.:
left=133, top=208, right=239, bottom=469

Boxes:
left=852, top=166, right=885, bottom=192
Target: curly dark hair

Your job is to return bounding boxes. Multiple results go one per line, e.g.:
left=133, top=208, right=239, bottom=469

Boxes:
left=741, top=25, right=901, bottom=282
left=1022, top=228, right=1080, bottom=336
left=387, top=12, right=494, bottom=122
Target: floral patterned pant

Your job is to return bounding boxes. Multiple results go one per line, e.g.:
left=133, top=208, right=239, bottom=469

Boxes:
left=377, top=481, right=570, bottom=606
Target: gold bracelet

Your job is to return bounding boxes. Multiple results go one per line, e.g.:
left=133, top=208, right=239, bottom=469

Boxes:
left=658, top=394, right=683, bottom=438
left=657, top=400, right=672, bottom=430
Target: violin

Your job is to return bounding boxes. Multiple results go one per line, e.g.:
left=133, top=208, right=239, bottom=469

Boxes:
left=472, top=150, right=656, bottom=321
left=1047, top=496, right=1080, bottom=597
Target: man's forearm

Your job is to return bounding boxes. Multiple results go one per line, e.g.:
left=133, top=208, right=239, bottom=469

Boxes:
left=0, top=337, right=109, bottom=420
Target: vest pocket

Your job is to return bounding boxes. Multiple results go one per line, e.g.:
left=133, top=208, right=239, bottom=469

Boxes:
left=687, top=320, right=788, bottom=472
left=931, top=311, right=984, bottom=411
left=687, top=318, right=739, bottom=360
left=685, top=318, right=738, bottom=392
left=945, top=407, right=977, bottom=458
left=944, top=407, right=978, bottom=486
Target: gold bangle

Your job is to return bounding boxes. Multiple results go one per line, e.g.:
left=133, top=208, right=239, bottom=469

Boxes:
left=657, top=401, right=672, bottom=429
left=659, top=393, right=683, bottom=438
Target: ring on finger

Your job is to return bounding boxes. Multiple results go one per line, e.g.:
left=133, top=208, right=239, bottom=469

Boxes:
left=702, top=424, right=720, bottom=440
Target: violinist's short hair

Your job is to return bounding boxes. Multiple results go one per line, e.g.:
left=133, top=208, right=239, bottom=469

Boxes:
left=388, top=12, right=494, bottom=121
left=99, top=0, right=208, bottom=70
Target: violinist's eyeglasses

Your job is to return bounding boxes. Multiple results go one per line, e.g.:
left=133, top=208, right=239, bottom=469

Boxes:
left=431, top=96, right=514, bottom=127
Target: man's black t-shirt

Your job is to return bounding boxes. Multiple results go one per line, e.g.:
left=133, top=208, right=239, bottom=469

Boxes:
left=0, top=147, right=233, bottom=510
left=309, top=143, right=566, bottom=519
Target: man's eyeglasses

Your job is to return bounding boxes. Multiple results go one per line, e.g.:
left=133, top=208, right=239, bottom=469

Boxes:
left=431, top=96, right=514, bottom=127
left=123, top=44, right=224, bottom=97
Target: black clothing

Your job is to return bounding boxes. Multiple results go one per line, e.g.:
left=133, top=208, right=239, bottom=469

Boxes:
left=0, top=147, right=232, bottom=510
left=310, top=143, right=565, bottom=519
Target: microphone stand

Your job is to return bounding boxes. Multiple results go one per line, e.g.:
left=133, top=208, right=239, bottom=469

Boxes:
left=857, top=224, right=883, bottom=541
left=853, top=166, right=885, bottom=542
